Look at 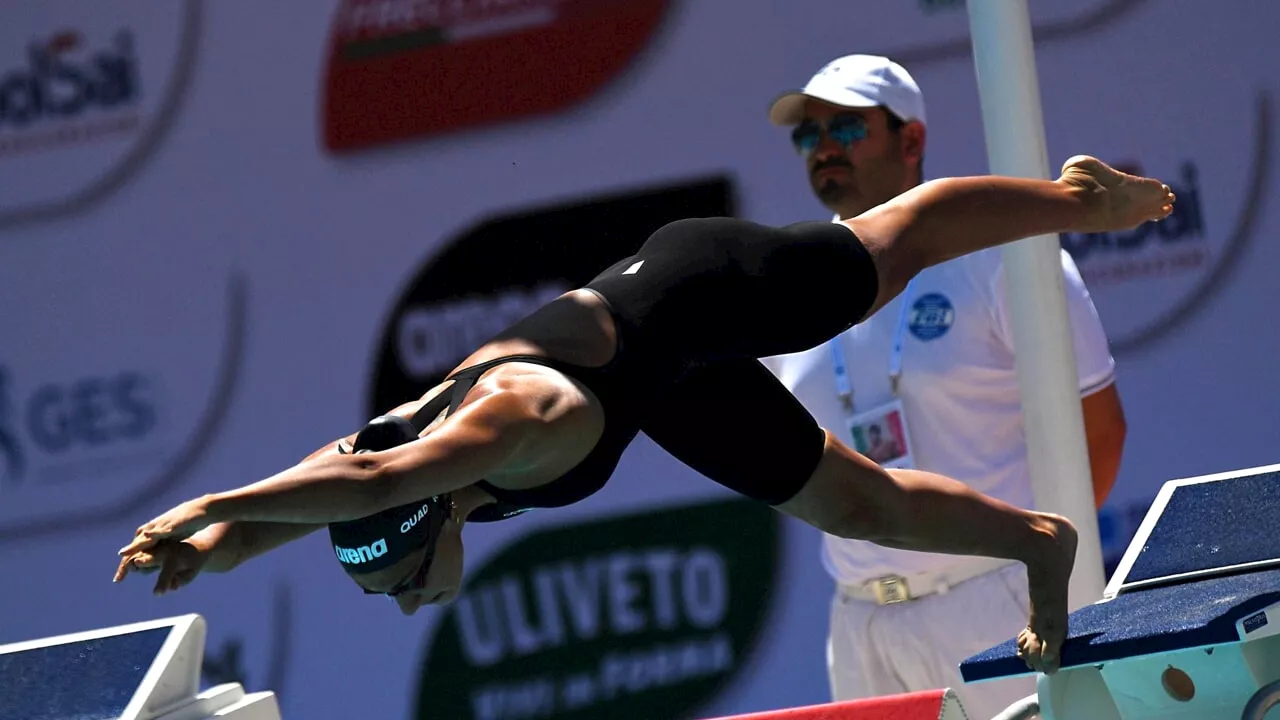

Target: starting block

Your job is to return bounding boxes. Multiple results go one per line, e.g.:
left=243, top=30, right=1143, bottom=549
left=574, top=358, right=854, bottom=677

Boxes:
left=0, top=613, right=281, bottom=720
left=960, top=462, right=1280, bottom=720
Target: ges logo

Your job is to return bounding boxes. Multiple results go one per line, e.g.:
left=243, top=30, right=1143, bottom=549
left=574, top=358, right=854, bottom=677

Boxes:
left=0, top=365, right=159, bottom=488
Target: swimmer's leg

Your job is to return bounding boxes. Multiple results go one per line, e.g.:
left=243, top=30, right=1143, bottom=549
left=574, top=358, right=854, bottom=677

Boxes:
left=776, top=436, right=1076, bottom=677
left=639, top=358, right=1075, bottom=676
left=845, top=155, right=1175, bottom=319
left=585, top=159, right=1173, bottom=360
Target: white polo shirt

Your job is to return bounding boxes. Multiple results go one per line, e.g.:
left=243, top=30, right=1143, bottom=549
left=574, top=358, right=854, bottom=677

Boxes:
left=762, top=245, right=1115, bottom=584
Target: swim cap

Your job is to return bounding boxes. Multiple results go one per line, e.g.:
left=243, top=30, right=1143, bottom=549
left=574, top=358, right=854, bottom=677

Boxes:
left=327, top=415, right=451, bottom=573
left=328, top=494, right=450, bottom=573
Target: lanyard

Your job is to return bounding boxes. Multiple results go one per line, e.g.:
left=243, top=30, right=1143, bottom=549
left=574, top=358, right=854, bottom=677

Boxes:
left=831, top=279, right=916, bottom=412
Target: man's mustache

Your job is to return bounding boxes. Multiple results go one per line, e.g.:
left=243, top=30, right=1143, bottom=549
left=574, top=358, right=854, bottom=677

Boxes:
left=811, top=158, right=852, bottom=176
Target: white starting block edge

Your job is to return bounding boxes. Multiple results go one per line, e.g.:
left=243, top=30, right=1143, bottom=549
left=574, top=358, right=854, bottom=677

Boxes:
left=0, top=613, right=282, bottom=720
left=1030, top=462, right=1280, bottom=720
left=1104, top=461, right=1280, bottom=601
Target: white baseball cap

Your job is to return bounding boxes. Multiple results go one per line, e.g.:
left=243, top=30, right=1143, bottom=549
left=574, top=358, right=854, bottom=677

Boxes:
left=768, top=54, right=926, bottom=127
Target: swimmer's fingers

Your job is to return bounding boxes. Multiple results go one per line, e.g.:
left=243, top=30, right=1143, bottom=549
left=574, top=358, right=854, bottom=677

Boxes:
left=112, top=554, right=134, bottom=583
left=151, top=543, right=207, bottom=596
left=154, top=557, right=181, bottom=596
left=119, top=529, right=160, bottom=557
left=112, top=547, right=166, bottom=583
left=155, top=565, right=198, bottom=596
left=119, top=499, right=213, bottom=557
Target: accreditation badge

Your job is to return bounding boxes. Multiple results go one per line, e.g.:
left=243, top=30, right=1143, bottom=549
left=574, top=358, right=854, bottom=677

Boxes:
left=846, top=398, right=915, bottom=470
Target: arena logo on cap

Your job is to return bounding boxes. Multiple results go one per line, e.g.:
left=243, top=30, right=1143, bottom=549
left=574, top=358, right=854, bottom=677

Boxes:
left=1058, top=93, right=1270, bottom=354
left=335, top=539, right=389, bottom=565
left=0, top=0, right=200, bottom=229
left=366, top=176, right=735, bottom=418
left=320, top=0, right=671, bottom=154
left=412, top=497, right=780, bottom=720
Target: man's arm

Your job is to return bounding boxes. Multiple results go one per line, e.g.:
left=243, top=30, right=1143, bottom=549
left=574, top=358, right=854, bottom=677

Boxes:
left=1056, top=249, right=1127, bottom=508
left=993, top=249, right=1127, bottom=509
left=1081, top=383, right=1126, bottom=507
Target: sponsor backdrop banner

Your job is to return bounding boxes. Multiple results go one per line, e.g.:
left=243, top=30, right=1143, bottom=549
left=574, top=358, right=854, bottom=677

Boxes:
left=1, top=0, right=1276, bottom=718
left=414, top=498, right=780, bottom=720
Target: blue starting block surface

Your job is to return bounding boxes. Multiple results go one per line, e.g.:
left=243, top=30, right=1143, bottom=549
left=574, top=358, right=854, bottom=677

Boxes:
left=1117, top=466, right=1280, bottom=592
left=960, top=463, right=1280, bottom=683
left=0, top=625, right=170, bottom=720
left=0, top=615, right=207, bottom=720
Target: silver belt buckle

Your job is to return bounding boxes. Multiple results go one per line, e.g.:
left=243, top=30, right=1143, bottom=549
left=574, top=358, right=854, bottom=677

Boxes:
left=872, top=575, right=911, bottom=605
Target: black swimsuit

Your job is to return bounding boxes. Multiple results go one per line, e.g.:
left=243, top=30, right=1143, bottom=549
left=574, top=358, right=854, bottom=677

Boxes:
left=408, top=352, right=646, bottom=524
left=413, top=217, right=880, bottom=519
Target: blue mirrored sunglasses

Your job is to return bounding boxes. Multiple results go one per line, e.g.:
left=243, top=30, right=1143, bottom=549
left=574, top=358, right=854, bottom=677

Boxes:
left=790, top=113, right=869, bottom=158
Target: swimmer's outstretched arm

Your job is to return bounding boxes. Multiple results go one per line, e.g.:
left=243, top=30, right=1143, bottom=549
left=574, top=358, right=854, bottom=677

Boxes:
left=115, top=439, right=354, bottom=587
left=113, top=520, right=329, bottom=591
left=189, top=521, right=325, bottom=572
left=118, top=390, right=561, bottom=556
left=212, top=392, right=546, bottom=521
left=204, top=437, right=374, bottom=568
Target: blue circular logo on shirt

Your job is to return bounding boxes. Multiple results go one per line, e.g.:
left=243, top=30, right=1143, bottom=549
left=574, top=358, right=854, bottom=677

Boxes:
left=908, top=293, right=955, bottom=341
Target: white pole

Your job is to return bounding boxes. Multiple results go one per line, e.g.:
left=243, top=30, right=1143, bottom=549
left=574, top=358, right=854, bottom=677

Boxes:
left=966, top=0, right=1106, bottom=611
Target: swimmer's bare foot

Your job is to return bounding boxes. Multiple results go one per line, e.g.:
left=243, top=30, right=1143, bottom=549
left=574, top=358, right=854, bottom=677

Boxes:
left=1058, top=155, right=1176, bottom=233
left=1017, top=512, right=1078, bottom=675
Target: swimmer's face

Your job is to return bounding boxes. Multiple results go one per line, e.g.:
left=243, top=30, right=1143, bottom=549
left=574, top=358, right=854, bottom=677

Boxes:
left=347, top=519, right=465, bottom=616
left=796, top=99, right=924, bottom=218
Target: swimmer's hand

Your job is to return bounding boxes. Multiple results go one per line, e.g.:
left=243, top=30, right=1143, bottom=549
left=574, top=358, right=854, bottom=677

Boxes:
left=113, top=539, right=209, bottom=595
left=118, top=496, right=214, bottom=557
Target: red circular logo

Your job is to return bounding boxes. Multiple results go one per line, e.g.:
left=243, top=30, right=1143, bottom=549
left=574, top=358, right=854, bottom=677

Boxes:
left=321, top=0, right=670, bottom=153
